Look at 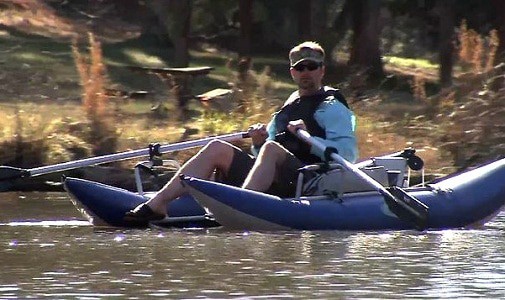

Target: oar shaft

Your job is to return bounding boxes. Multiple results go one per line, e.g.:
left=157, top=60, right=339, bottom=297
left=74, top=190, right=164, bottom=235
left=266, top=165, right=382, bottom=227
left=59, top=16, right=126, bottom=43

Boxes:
left=26, top=132, right=249, bottom=177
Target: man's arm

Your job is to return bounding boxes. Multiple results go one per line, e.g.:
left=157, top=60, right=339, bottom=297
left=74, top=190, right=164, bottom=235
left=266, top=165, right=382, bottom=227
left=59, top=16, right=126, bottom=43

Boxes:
left=312, top=100, right=359, bottom=163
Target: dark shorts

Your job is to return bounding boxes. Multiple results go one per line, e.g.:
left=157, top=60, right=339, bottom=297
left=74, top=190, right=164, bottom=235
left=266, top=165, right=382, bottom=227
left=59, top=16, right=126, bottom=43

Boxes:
left=216, top=148, right=255, bottom=187
left=267, top=151, right=304, bottom=198
left=216, top=148, right=304, bottom=198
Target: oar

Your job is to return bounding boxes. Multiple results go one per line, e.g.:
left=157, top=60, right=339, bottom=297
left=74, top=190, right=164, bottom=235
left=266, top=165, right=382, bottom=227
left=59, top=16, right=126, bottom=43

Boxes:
left=296, top=129, right=429, bottom=230
left=0, top=131, right=249, bottom=188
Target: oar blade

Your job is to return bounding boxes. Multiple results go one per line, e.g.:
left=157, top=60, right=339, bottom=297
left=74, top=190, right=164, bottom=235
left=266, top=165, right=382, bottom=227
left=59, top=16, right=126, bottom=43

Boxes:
left=0, top=181, right=13, bottom=192
left=0, top=166, right=29, bottom=181
left=0, top=166, right=30, bottom=192
left=386, top=186, right=429, bottom=230
left=331, top=150, right=429, bottom=229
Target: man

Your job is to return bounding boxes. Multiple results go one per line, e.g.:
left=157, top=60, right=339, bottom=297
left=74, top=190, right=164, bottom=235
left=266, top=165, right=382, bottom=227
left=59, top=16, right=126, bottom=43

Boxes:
left=124, top=41, right=358, bottom=225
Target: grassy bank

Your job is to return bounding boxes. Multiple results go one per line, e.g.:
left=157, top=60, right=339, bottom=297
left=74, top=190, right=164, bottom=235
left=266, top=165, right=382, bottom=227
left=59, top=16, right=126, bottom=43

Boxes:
left=0, top=4, right=503, bottom=179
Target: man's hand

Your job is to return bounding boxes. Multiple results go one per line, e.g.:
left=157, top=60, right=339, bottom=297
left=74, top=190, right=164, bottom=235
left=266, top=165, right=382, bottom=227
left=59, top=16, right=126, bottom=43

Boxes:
left=248, top=123, right=268, bottom=148
left=287, top=119, right=307, bottom=135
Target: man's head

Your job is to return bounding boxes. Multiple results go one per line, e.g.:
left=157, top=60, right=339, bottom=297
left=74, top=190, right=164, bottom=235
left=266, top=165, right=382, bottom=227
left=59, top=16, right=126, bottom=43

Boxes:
left=289, top=41, right=325, bottom=67
left=289, top=41, right=325, bottom=94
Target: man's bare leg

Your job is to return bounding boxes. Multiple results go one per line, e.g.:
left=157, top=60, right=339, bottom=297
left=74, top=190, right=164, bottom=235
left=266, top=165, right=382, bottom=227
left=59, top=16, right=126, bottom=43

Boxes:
left=242, top=141, right=287, bottom=192
left=141, top=140, right=236, bottom=215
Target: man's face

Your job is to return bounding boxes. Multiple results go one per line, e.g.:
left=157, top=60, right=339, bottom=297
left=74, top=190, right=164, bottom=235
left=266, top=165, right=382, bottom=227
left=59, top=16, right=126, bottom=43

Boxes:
left=290, top=61, right=325, bottom=91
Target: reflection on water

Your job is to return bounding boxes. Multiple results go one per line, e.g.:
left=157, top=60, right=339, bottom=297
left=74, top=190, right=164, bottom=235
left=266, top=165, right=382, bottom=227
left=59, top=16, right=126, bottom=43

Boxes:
left=1, top=191, right=504, bottom=298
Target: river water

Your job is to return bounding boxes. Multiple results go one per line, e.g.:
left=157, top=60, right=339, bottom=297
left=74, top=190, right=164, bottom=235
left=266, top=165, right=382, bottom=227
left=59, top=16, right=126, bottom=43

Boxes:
left=1, top=191, right=504, bottom=299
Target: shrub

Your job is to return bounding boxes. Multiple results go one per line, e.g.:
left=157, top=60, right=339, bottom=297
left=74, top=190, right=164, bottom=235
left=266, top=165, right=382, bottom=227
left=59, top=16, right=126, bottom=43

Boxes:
left=72, top=32, right=118, bottom=155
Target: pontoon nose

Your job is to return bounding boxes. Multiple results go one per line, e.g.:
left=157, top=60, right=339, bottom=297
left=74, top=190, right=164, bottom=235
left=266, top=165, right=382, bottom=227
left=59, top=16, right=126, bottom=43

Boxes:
left=431, top=158, right=505, bottom=226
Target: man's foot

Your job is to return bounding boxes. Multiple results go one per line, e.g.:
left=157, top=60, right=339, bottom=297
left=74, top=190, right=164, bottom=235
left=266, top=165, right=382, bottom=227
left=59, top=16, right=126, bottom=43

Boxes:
left=123, top=203, right=166, bottom=227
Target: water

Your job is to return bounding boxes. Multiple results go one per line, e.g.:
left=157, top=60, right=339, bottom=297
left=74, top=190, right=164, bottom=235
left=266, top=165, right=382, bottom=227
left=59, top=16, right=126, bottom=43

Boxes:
left=1, top=192, right=504, bottom=299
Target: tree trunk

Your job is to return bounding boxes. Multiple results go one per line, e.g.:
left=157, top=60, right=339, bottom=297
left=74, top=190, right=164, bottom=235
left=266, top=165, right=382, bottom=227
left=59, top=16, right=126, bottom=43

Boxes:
left=297, top=0, right=312, bottom=40
left=348, top=0, right=384, bottom=80
left=238, top=0, right=253, bottom=57
left=148, top=0, right=192, bottom=67
left=333, top=0, right=353, bottom=39
left=312, top=1, right=326, bottom=37
left=438, top=0, right=455, bottom=87
left=113, top=0, right=148, bottom=22
left=491, top=0, right=505, bottom=61
left=169, top=0, right=192, bottom=67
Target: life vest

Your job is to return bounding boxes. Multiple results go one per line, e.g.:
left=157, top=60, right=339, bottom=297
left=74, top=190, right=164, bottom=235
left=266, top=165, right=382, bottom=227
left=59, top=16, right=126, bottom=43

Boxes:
left=274, top=87, right=348, bottom=164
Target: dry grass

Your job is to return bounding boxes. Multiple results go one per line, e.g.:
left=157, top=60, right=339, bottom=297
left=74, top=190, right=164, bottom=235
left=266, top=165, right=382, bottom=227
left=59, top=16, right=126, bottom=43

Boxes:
left=0, top=0, right=139, bottom=42
left=72, top=33, right=118, bottom=155
left=440, top=21, right=503, bottom=168
left=395, top=20, right=504, bottom=171
left=436, top=69, right=505, bottom=169
left=350, top=97, right=447, bottom=174
left=457, top=20, right=499, bottom=73
left=0, top=103, right=92, bottom=167
left=72, top=33, right=108, bottom=120
left=0, top=0, right=77, bottom=40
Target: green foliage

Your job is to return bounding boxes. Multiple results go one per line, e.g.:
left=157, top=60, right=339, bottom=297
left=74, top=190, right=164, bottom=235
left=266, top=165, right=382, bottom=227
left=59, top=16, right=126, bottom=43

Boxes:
left=198, top=111, right=240, bottom=133
left=45, top=133, right=91, bottom=163
left=384, top=56, right=438, bottom=70
left=0, top=107, right=93, bottom=167
left=196, top=58, right=278, bottom=136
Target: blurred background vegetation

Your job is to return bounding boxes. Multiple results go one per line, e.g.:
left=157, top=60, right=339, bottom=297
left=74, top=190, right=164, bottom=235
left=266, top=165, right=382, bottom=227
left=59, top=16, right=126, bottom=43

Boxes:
left=0, top=0, right=503, bottom=179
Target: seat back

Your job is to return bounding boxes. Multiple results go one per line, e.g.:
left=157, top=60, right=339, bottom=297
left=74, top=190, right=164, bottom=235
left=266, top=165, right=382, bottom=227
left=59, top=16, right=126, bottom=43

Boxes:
left=299, top=165, right=389, bottom=197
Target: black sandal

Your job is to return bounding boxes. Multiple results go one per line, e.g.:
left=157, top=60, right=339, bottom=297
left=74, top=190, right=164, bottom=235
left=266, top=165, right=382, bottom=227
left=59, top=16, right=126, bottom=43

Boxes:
left=123, top=203, right=166, bottom=227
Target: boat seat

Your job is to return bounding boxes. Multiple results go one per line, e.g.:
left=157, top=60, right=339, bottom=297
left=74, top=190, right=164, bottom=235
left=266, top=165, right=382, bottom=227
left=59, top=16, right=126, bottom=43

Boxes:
left=371, top=157, right=408, bottom=186
left=340, top=166, right=389, bottom=193
left=297, top=164, right=389, bottom=197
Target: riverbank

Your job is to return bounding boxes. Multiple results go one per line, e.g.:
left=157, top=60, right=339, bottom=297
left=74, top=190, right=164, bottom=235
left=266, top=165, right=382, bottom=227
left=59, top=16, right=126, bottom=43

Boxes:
left=1, top=1, right=503, bottom=192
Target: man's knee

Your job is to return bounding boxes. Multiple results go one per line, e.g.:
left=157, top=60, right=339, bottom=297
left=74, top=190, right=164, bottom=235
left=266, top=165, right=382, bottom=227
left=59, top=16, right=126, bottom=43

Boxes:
left=202, top=140, right=234, bottom=159
left=261, top=140, right=288, bottom=157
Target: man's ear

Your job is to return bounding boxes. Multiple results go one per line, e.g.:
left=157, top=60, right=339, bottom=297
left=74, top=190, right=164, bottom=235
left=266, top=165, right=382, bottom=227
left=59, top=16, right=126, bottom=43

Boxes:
left=290, top=68, right=296, bottom=79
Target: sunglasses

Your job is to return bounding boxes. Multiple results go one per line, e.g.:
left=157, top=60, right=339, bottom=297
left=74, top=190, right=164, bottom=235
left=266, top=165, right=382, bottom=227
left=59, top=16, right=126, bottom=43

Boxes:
left=293, top=62, right=321, bottom=72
